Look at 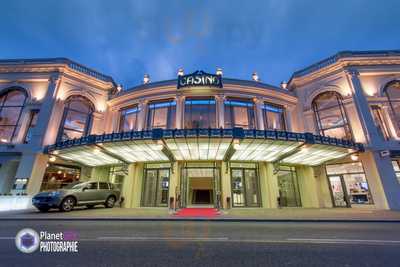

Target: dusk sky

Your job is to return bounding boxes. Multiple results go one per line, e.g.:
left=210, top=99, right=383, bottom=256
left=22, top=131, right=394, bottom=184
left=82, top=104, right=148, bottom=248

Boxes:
left=1, top=0, right=399, bottom=88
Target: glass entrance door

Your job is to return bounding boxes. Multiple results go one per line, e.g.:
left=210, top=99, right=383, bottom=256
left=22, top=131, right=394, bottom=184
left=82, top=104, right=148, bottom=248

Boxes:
left=180, top=167, right=220, bottom=208
left=231, top=168, right=261, bottom=207
left=141, top=168, right=170, bottom=207
left=277, top=166, right=301, bottom=207
left=328, top=175, right=349, bottom=207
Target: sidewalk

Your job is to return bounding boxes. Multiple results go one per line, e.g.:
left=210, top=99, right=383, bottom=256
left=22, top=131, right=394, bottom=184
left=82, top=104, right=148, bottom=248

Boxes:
left=1, top=207, right=400, bottom=222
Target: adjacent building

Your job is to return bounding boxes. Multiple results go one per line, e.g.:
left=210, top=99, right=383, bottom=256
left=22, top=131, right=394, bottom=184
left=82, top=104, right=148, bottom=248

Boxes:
left=1, top=50, right=400, bottom=211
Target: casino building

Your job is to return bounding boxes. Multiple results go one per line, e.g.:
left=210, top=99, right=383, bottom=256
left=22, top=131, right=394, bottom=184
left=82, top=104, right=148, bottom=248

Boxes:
left=1, top=50, right=400, bottom=211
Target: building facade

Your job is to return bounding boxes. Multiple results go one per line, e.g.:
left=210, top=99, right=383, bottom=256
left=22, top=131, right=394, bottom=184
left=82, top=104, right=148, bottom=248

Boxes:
left=1, top=51, right=400, bottom=211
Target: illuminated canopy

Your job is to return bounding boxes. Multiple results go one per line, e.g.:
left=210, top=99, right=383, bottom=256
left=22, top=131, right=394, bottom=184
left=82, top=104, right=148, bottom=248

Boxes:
left=45, top=128, right=363, bottom=167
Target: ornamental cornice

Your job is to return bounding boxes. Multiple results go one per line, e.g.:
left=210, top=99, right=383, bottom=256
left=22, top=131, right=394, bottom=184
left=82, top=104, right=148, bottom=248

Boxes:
left=291, top=57, right=400, bottom=88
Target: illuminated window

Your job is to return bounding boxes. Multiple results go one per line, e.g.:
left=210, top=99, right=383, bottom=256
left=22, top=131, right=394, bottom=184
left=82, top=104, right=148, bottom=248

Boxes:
left=326, top=162, right=373, bottom=206
left=384, top=81, right=400, bottom=134
left=41, top=164, right=81, bottom=191
left=147, top=100, right=176, bottom=129
left=312, top=91, right=352, bottom=140
left=119, top=105, right=139, bottom=132
left=262, top=103, right=285, bottom=130
left=184, top=98, right=216, bottom=128
left=391, top=160, right=400, bottom=184
left=58, top=96, right=94, bottom=141
left=224, top=99, right=255, bottom=129
left=370, top=105, right=389, bottom=140
left=24, top=110, right=39, bottom=143
left=0, top=88, right=27, bottom=142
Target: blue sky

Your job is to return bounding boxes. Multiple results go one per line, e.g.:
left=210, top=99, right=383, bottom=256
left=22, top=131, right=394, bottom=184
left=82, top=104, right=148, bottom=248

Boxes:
left=0, top=0, right=399, bottom=88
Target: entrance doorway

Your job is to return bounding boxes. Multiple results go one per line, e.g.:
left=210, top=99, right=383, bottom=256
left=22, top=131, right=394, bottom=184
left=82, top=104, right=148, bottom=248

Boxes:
left=141, top=168, right=170, bottom=207
left=328, top=175, right=349, bottom=207
left=277, top=165, right=301, bottom=207
left=180, top=166, right=220, bottom=208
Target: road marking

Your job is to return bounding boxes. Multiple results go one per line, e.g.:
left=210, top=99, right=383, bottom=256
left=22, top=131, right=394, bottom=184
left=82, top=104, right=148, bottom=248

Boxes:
left=287, top=238, right=400, bottom=244
left=97, top=236, right=229, bottom=241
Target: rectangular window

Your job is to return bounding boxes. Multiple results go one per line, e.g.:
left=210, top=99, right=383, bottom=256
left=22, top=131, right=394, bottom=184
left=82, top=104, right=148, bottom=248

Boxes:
left=24, top=110, right=39, bottom=143
left=119, top=106, right=139, bottom=132
left=40, top=164, right=81, bottom=191
left=326, top=162, right=373, bottom=205
left=184, top=98, right=216, bottom=128
left=224, top=99, right=255, bottom=129
left=371, top=105, right=389, bottom=140
left=262, top=103, right=285, bottom=130
left=391, top=160, right=400, bottom=183
left=146, top=100, right=176, bottom=129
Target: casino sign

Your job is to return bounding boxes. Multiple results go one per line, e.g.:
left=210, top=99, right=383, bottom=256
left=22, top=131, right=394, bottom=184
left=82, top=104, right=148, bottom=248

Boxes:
left=177, top=70, right=223, bottom=89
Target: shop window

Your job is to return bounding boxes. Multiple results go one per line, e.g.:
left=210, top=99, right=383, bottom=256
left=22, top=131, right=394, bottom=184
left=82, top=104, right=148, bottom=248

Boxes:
left=0, top=88, right=27, bottom=142
left=231, top=167, right=260, bottom=207
left=146, top=100, right=176, bottom=129
left=41, top=164, right=81, bottom=191
left=24, top=110, right=39, bottom=143
left=262, top=103, right=286, bottom=130
left=184, top=98, right=216, bottom=128
left=326, top=162, right=373, bottom=206
left=384, top=81, right=400, bottom=134
left=391, top=160, right=400, bottom=184
left=370, top=105, right=389, bottom=140
left=119, top=105, right=139, bottom=132
left=312, top=91, right=352, bottom=140
left=58, top=96, right=94, bottom=141
left=224, top=99, right=255, bottom=129
left=277, top=165, right=301, bottom=207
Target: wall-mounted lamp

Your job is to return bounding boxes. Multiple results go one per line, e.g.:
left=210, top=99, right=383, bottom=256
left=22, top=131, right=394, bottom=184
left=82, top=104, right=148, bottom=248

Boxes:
left=216, top=68, right=223, bottom=76
left=49, top=156, right=56, bottom=162
left=233, top=139, right=241, bottom=150
left=351, top=154, right=359, bottom=161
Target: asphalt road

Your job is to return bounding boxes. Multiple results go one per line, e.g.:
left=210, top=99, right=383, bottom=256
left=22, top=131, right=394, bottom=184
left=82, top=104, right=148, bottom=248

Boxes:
left=1, top=220, right=400, bottom=267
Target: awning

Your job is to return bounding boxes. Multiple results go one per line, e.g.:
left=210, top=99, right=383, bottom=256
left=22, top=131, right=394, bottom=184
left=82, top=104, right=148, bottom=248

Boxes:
left=45, top=128, right=363, bottom=167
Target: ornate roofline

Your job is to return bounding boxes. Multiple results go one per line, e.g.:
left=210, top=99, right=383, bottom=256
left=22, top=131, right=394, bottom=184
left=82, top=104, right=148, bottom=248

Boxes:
left=0, top=57, right=116, bottom=86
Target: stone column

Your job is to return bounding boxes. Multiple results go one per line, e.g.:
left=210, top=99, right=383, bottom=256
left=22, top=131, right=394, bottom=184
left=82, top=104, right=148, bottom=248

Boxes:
left=285, top=105, right=295, bottom=132
left=121, top=163, right=137, bottom=208
left=175, top=95, right=185, bottom=129
left=360, top=151, right=400, bottom=210
left=131, top=162, right=144, bottom=207
left=215, top=95, right=225, bottom=128
left=296, top=166, right=319, bottom=208
left=32, top=74, right=63, bottom=147
left=264, top=163, right=279, bottom=208
left=168, top=162, right=179, bottom=209
left=90, top=166, right=110, bottom=182
left=0, top=159, right=19, bottom=194
left=254, top=98, right=264, bottom=130
left=345, top=69, right=382, bottom=145
left=136, top=100, right=148, bottom=131
left=313, top=165, right=333, bottom=208
left=221, top=162, right=231, bottom=209
left=14, top=153, right=49, bottom=195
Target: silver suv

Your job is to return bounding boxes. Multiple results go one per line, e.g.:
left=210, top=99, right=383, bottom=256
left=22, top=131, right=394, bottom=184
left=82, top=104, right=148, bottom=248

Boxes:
left=32, top=181, right=121, bottom=212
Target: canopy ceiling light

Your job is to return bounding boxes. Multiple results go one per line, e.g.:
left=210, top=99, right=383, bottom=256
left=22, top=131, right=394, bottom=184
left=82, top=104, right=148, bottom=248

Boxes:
left=46, top=128, right=362, bottom=167
left=281, top=144, right=351, bottom=166
left=55, top=146, right=121, bottom=166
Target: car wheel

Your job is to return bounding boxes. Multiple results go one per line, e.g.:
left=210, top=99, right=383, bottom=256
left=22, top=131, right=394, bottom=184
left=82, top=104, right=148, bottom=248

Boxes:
left=60, top=196, right=75, bottom=212
left=37, top=207, right=50, bottom=212
left=86, top=204, right=95, bottom=209
left=105, top=196, right=116, bottom=208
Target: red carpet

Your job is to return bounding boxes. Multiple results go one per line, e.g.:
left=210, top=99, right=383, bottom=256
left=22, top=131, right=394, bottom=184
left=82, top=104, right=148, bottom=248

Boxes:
left=174, top=208, right=220, bottom=217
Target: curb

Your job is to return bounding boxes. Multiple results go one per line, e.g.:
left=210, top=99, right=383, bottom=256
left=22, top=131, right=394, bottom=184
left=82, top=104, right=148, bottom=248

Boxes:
left=0, top=217, right=400, bottom=223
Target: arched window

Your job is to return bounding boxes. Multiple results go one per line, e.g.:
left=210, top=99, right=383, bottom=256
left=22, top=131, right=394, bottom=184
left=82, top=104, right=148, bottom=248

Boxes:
left=58, top=96, right=94, bottom=141
left=0, top=88, right=27, bottom=142
left=312, top=91, right=352, bottom=140
left=384, top=81, right=400, bottom=130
